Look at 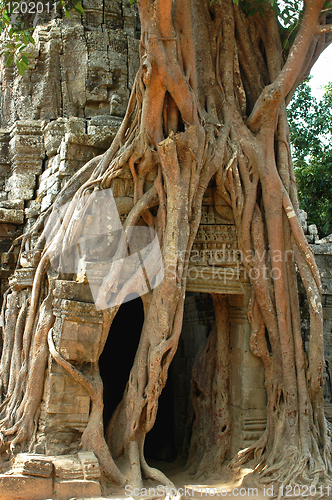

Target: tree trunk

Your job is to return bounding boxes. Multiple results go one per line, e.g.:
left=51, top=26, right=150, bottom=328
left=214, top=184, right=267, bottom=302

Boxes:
left=0, top=0, right=332, bottom=495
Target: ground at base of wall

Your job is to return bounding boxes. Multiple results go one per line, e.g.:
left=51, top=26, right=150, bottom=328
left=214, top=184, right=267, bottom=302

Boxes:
left=101, top=462, right=273, bottom=500
left=0, top=462, right=275, bottom=500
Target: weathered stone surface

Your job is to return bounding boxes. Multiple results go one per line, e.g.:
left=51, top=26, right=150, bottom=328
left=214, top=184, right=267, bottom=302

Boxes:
left=43, top=118, right=67, bottom=157
left=5, top=172, right=36, bottom=201
left=20, top=250, right=42, bottom=269
left=52, top=298, right=104, bottom=363
left=0, top=474, right=53, bottom=500
left=12, top=453, right=53, bottom=478
left=53, top=455, right=84, bottom=479
left=0, top=208, right=24, bottom=224
left=0, top=199, right=24, bottom=210
left=0, top=224, right=17, bottom=253
left=54, top=479, right=101, bottom=500
left=78, top=452, right=101, bottom=480
left=0, top=224, right=16, bottom=238
left=53, top=279, right=94, bottom=303
left=9, top=268, right=35, bottom=291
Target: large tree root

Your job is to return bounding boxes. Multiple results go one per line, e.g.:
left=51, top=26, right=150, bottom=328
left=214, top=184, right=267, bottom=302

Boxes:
left=47, top=327, right=127, bottom=485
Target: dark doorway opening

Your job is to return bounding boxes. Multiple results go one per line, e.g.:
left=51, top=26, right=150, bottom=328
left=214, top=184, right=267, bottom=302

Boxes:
left=144, top=364, right=177, bottom=461
left=144, top=293, right=214, bottom=462
left=99, top=293, right=144, bottom=429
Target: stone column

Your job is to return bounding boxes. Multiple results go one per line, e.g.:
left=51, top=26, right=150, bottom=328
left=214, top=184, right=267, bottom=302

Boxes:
left=229, top=286, right=267, bottom=456
left=37, top=280, right=103, bottom=456
left=6, top=121, right=45, bottom=201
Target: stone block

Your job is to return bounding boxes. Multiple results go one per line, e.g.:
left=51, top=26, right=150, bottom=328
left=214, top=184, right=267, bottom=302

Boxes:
left=0, top=208, right=24, bottom=224
left=85, top=85, right=109, bottom=102
left=43, top=118, right=67, bottom=157
left=104, top=0, right=122, bottom=14
left=85, top=29, right=109, bottom=51
left=123, top=6, right=136, bottom=37
left=0, top=474, right=53, bottom=500
left=25, top=201, right=41, bottom=220
left=58, top=159, right=84, bottom=177
left=65, top=117, right=86, bottom=135
left=53, top=455, right=84, bottom=480
left=9, top=268, right=35, bottom=291
left=82, top=0, right=104, bottom=12
left=10, top=158, right=43, bottom=175
left=229, top=322, right=250, bottom=351
left=242, top=361, right=265, bottom=389
left=83, top=11, right=103, bottom=26
left=128, top=36, right=140, bottom=89
left=108, top=29, right=128, bottom=55
left=9, top=120, right=44, bottom=137
left=10, top=134, right=44, bottom=158
left=78, top=451, right=100, bottom=480
left=41, top=192, right=57, bottom=212
left=0, top=223, right=16, bottom=238
left=0, top=199, right=24, bottom=210
left=6, top=172, right=36, bottom=201
left=48, top=370, right=88, bottom=397
left=40, top=176, right=60, bottom=197
left=0, top=251, right=16, bottom=267
left=242, top=387, right=267, bottom=410
left=20, top=250, right=41, bottom=268
left=37, top=177, right=48, bottom=196
left=59, top=320, right=103, bottom=363
left=59, top=140, right=97, bottom=163
left=39, top=167, right=52, bottom=182
left=53, top=280, right=94, bottom=303
left=230, top=357, right=242, bottom=390
left=12, top=453, right=53, bottom=477
left=46, top=394, right=90, bottom=415
left=51, top=154, right=61, bottom=174
left=60, top=29, right=88, bottom=116
left=53, top=479, right=101, bottom=500
left=86, top=126, right=117, bottom=149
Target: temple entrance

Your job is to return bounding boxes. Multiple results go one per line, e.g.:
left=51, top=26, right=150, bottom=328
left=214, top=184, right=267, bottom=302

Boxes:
left=99, top=293, right=144, bottom=429
left=144, top=293, right=215, bottom=461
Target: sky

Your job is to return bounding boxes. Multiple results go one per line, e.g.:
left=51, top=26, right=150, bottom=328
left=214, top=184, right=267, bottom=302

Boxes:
left=309, top=44, right=332, bottom=101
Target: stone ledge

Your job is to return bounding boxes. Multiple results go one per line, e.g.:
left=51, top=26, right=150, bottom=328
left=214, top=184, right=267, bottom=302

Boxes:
left=0, top=474, right=53, bottom=500
left=54, top=479, right=101, bottom=500
left=0, top=208, right=24, bottom=225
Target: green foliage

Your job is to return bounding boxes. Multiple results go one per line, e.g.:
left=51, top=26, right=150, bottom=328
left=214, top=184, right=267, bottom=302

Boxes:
left=242, top=0, right=275, bottom=18
left=287, top=80, right=332, bottom=237
left=0, top=0, right=83, bottom=75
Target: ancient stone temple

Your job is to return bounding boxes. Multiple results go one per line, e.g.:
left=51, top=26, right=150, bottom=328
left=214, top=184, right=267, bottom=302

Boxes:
left=0, top=3, right=332, bottom=500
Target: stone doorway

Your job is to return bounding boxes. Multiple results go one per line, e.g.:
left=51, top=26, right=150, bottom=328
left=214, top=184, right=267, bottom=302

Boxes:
left=144, top=293, right=215, bottom=462
left=99, top=294, right=144, bottom=430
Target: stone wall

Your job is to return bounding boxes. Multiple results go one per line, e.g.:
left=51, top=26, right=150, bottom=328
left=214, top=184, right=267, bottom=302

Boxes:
left=0, top=0, right=139, bottom=232
left=298, top=235, right=332, bottom=420
left=0, top=3, right=139, bottom=307
left=0, top=2, right=139, bottom=128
